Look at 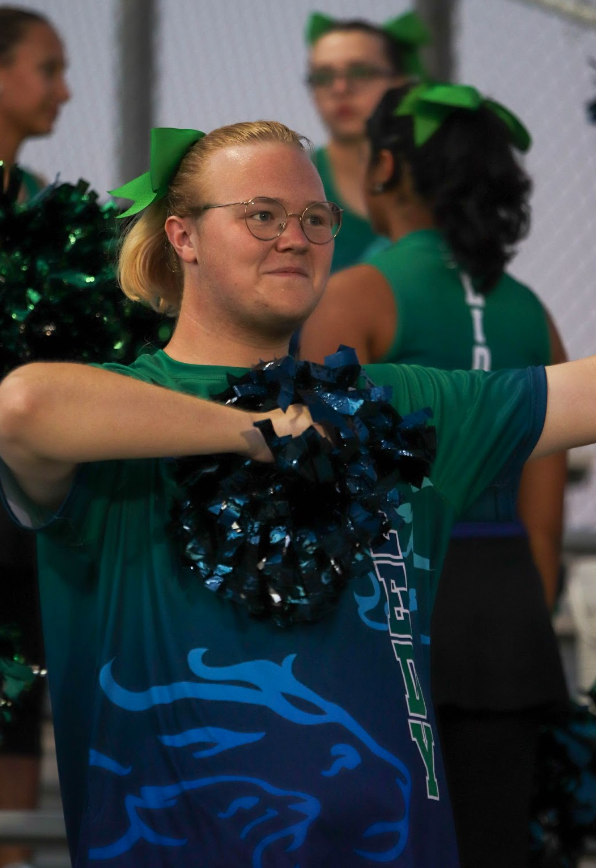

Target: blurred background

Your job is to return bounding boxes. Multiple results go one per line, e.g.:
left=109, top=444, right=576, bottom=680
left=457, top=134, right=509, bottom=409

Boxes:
left=3, top=0, right=596, bottom=863
left=15, top=0, right=596, bottom=531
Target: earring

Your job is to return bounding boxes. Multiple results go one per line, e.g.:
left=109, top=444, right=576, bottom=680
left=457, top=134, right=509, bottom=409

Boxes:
left=370, top=182, right=386, bottom=195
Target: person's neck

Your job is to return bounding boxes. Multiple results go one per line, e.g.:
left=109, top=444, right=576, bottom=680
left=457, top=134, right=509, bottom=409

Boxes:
left=326, top=136, right=365, bottom=171
left=326, top=136, right=368, bottom=217
left=0, top=127, right=23, bottom=188
left=164, top=310, right=291, bottom=369
left=385, top=203, right=437, bottom=244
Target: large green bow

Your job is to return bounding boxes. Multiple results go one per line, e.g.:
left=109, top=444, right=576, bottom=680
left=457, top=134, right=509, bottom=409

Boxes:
left=109, top=127, right=205, bottom=219
left=395, top=83, right=531, bottom=152
left=305, top=10, right=431, bottom=78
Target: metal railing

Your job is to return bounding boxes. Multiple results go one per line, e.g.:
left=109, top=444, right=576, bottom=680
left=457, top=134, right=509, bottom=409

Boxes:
left=565, top=530, right=596, bottom=555
left=512, top=0, right=596, bottom=28
left=0, top=809, right=66, bottom=846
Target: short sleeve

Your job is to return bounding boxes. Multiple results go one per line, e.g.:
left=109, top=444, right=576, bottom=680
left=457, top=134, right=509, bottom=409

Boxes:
left=366, top=363, right=547, bottom=517
left=0, top=457, right=113, bottom=544
left=0, top=356, right=162, bottom=534
left=0, top=458, right=87, bottom=532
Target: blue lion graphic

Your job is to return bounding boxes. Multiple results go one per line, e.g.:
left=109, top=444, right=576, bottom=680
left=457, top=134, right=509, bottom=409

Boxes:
left=87, top=651, right=412, bottom=866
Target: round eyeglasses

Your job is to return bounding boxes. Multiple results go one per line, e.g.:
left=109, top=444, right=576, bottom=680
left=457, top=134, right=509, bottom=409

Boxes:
left=197, top=197, right=342, bottom=245
left=306, top=64, right=397, bottom=91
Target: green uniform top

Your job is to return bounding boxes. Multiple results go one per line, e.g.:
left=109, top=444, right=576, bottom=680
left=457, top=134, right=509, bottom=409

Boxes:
left=364, top=228, right=552, bottom=525
left=20, top=167, right=46, bottom=201
left=365, top=229, right=551, bottom=370
left=313, top=146, right=384, bottom=273
left=0, top=351, right=546, bottom=867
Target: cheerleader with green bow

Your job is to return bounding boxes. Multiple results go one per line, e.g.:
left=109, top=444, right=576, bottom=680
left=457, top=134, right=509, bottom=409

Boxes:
left=304, top=10, right=430, bottom=274
left=302, top=81, right=569, bottom=868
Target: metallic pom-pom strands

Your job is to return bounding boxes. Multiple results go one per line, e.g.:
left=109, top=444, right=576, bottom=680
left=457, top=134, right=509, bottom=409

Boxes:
left=0, top=164, right=172, bottom=377
left=530, top=684, right=596, bottom=867
left=0, top=625, right=46, bottom=745
left=169, top=347, right=436, bottom=627
left=0, top=165, right=169, bottom=742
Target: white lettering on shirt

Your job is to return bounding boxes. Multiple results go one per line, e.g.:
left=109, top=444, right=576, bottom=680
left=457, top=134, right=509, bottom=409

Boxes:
left=462, top=273, right=492, bottom=372
left=371, top=530, right=439, bottom=799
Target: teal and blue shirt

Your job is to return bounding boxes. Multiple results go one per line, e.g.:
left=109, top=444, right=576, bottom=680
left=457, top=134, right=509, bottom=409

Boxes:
left=0, top=351, right=546, bottom=867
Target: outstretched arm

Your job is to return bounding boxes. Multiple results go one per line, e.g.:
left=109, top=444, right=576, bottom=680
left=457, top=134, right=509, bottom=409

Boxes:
left=299, top=265, right=396, bottom=364
left=532, top=354, right=596, bottom=458
left=0, top=362, right=315, bottom=508
left=518, top=312, right=567, bottom=609
left=517, top=453, right=566, bottom=609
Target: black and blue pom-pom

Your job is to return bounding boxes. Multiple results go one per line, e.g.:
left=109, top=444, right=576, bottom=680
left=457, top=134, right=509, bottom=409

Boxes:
left=169, top=347, right=436, bottom=626
left=530, top=686, right=596, bottom=866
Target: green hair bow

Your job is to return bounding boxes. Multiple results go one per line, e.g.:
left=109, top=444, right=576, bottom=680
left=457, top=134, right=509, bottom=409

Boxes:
left=305, top=10, right=431, bottom=78
left=395, top=83, right=532, bottom=152
left=109, top=127, right=205, bottom=219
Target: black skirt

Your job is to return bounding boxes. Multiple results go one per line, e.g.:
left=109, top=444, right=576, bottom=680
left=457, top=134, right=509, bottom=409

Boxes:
left=431, top=535, right=568, bottom=711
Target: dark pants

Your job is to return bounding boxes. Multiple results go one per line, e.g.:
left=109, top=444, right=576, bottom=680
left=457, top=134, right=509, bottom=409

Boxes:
left=0, top=507, right=44, bottom=756
left=437, top=705, right=541, bottom=868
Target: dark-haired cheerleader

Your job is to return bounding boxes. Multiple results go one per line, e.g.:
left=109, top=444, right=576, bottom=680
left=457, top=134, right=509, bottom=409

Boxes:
left=304, top=10, right=430, bottom=273
left=301, top=82, right=569, bottom=868
left=0, top=8, right=69, bottom=866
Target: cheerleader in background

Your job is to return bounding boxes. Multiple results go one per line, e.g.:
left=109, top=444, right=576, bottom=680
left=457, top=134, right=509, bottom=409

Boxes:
left=0, top=8, right=69, bottom=867
left=304, top=10, right=429, bottom=273
left=301, top=82, right=569, bottom=868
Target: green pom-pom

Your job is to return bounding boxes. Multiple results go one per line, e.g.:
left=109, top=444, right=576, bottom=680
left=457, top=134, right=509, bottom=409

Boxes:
left=0, top=165, right=173, bottom=742
left=0, top=625, right=42, bottom=743
left=0, top=164, right=172, bottom=377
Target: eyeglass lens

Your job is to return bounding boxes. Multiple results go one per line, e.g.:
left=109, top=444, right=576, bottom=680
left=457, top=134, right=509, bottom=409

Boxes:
left=308, top=64, right=390, bottom=89
left=244, top=198, right=341, bottom=244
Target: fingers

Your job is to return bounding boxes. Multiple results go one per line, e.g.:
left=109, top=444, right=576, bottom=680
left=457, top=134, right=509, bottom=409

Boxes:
left=273, top=404, right=314, bottom=438
left=240, top=422, right=274, bottom=463
left=247, top=405, right=330, bottom=463
left=272, top=405, right=332, bottom=443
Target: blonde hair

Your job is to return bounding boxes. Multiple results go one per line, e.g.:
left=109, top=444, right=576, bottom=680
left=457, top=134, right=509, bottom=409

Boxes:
left=117, top=120, right=311, bottom=316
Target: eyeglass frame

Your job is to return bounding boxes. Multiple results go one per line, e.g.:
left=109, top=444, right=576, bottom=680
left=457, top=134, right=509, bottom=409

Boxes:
left=306, top=63, right=397, bottom=91
left=191, top=197, right=343, bottom=245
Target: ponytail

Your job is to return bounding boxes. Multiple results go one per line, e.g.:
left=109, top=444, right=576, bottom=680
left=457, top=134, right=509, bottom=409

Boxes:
left=118, top=201, right=181, bottom=316
left=367, top=86, right=532, bottom=292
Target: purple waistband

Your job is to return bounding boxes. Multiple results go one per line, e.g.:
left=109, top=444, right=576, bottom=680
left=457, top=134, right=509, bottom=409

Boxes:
left=450, top=520, right=527, bottom=539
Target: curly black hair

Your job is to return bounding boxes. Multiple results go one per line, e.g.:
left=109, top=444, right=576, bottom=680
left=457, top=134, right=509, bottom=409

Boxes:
left=366, top=85, right=532, bottom=293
